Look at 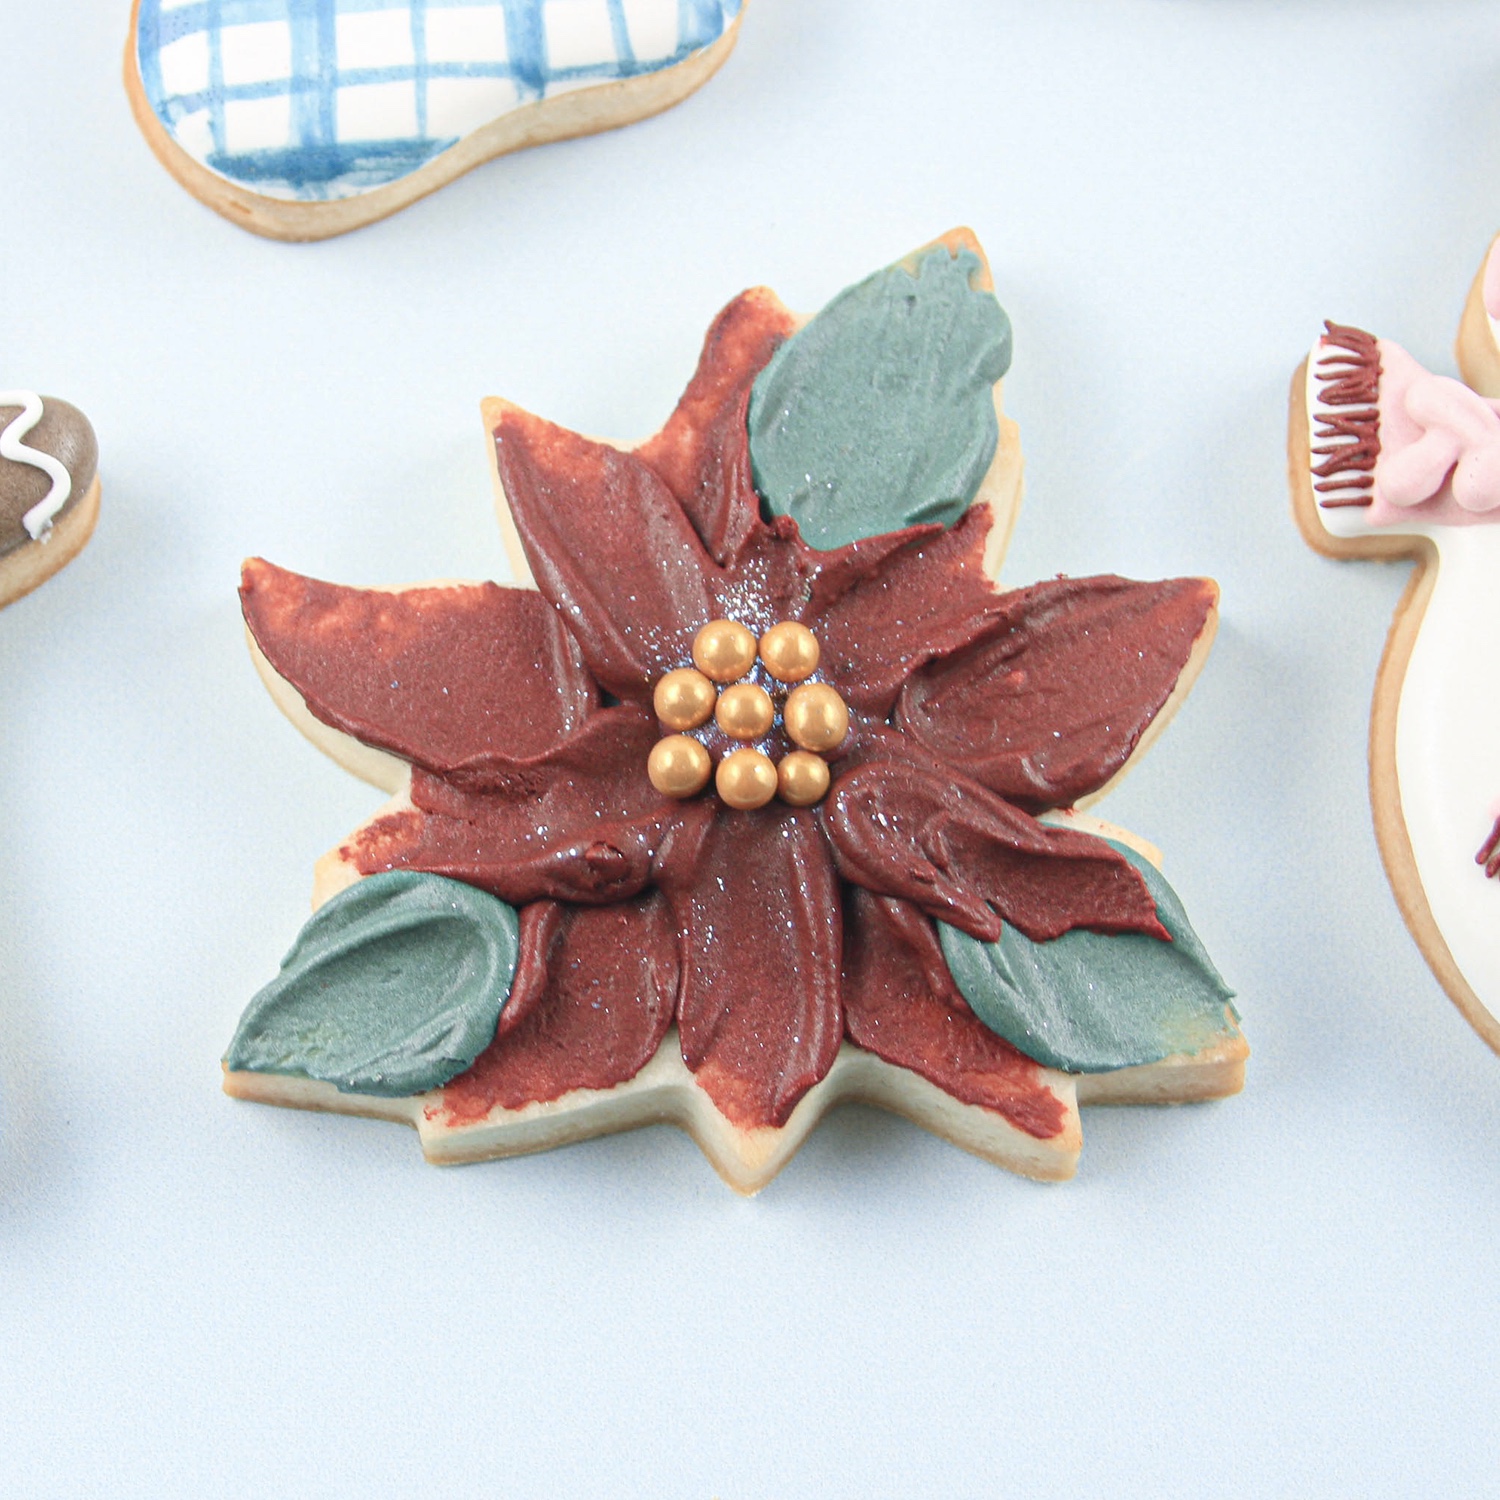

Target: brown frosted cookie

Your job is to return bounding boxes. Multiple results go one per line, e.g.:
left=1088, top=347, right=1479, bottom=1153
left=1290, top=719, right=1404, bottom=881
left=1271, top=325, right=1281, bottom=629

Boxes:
left=0, top=393, right=100, bottom=609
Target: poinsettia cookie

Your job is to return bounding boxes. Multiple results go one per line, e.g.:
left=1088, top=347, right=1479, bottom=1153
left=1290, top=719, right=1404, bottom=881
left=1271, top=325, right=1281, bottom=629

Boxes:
left=0, top=392, right=99, bottom=609
left=1291, top=255, right=1500, bottom=1054
left=228, top=231, right=1245, bottom=1190
left=126, top=0, right=747, bottom=241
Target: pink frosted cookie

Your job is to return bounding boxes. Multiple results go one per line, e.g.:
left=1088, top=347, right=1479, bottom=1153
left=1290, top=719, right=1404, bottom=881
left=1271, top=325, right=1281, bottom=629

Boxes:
left=226, top=231, right=1244, bottom=1190
left=1291, top=250, right=1500, bottom=1052
left=0, top=392, right=99, bottom=608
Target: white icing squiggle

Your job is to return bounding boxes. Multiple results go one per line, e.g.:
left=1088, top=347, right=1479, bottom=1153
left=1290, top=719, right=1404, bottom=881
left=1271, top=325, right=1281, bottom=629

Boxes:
left=0, top=390, right=71, bottom=540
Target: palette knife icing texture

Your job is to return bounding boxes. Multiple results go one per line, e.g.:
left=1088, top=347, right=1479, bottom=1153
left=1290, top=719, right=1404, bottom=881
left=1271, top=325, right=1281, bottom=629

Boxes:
left=0, top=393, right=99, bottom=609
left=1290, top=240, right=1500, bottom=1054
left=225, top=231, right=1246, bottom=1191
left=126, top=0, right=747, bottom=240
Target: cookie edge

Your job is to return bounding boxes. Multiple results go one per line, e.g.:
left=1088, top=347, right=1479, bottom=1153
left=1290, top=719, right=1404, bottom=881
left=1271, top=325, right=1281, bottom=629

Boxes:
left=1288, top=352, right=1500, bottom=1056
left=124, top=0, right=747, bottom=242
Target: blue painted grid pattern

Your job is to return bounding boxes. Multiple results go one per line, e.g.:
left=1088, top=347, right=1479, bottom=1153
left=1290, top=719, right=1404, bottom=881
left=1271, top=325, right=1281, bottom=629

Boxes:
left=138, top=0, right=742, bottom=201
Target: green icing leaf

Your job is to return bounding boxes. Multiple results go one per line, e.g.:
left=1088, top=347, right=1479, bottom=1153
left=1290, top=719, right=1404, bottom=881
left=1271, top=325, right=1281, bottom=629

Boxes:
left=226, top=871, right=520, bottom=1097
left=939, top=840, right=1237, bottom=1074
left=747, top=244, right=1013, bottom=551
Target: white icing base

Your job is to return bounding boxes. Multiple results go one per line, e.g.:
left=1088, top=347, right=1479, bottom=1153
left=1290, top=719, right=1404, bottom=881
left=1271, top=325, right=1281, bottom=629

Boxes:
left=1305, top=350, right=1500, bottom=1027
left=1395, top=527, right=1500, bottom=1015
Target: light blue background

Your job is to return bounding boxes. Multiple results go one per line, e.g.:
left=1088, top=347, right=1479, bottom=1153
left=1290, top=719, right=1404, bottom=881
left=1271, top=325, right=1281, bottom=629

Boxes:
left=3, top=2, right=1498, bottom=1494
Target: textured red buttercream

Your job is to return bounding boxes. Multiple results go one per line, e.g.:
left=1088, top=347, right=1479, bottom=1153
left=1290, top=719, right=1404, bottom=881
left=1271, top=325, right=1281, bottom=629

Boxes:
left=241, top=287, right=1214, bottom=1136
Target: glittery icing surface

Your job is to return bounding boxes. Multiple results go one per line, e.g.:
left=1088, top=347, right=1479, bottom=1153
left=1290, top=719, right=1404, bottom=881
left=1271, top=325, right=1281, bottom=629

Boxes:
left=242, top=277, right=1216, bottom=1131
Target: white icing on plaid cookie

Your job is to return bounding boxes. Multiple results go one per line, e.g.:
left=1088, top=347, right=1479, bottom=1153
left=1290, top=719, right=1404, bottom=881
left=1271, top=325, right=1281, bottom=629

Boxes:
left=127, top=0, right=748, bottom=239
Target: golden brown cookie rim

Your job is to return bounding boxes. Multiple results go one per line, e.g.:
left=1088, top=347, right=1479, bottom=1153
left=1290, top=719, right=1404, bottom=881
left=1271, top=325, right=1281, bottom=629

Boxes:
left=123, top=0, right=748, bottom=243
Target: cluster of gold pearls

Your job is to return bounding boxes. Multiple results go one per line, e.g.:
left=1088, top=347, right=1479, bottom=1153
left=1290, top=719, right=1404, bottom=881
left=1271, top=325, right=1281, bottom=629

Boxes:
left=645, top=618, right=850, bottom=809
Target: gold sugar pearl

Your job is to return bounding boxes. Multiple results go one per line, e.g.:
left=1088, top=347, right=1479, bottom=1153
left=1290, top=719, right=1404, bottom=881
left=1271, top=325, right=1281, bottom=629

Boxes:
left=715, top=747, right=778, bottom=810
left=759, top=621, right=820, bottom=683
left=777, top=750, right=831, bottom=808
left=783, top=682, right=850, bottom=753
left=715, top=681, right=775, bottom=741
left=647, top=735, right=713, bottom=799
left=692, top=619, right=758, bottom=683
left=653, top=667, right=716, bottom=731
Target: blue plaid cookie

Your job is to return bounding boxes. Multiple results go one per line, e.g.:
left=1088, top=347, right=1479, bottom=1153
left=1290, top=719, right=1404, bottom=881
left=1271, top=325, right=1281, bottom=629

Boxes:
left=131, top=0, right=744, bottom=214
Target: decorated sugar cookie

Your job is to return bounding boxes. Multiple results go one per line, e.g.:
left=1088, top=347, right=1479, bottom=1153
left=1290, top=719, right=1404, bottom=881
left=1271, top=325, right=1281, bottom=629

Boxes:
left=228, top=231, right=1245, bottom=1190
left=0, top=393, right=99, bottom=609
left=1290, top=242, right=1500, bottom=1053
left=126, top=0, right=747, bottom=241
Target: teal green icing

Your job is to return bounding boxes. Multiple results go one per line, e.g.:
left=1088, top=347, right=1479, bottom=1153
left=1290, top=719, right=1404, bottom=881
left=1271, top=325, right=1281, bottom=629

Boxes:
left=939, top=840, right=1238, bottom=1074
left=226, top=871, right=520, bottom=1098
left=747, top=245, right=1013, bottom=551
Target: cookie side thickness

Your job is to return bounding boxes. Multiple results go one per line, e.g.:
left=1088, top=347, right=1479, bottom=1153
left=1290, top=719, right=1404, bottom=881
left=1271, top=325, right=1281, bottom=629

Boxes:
left=125, top=0, right=746, bottom=242
left=1289, top=347, right=1500, bottom=1056
left=226, top=1032, right=1084, bottom=1192
left=247, top=627, right=411, bottom=794
left=0, top=474, right=100, bottom=610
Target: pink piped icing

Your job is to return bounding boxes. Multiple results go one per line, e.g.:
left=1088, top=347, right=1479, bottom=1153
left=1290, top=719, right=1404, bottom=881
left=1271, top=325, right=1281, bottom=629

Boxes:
left=1367, top=339, right=1500, bottom=527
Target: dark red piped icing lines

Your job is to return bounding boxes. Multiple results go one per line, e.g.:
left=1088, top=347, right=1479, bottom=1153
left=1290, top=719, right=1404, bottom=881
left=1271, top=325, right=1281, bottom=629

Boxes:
left=1313, top=321, right=1381, bottom=508
left=241, top=286, right=1218, bottom=1137
left=1478, top=815, right=1500, bottom=880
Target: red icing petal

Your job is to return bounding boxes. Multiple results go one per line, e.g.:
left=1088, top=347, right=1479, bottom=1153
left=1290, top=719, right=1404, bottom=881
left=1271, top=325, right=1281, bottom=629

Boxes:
left=710, top=512, right=953, bottom=644
left=812, top=507, right=1010, bottom=716
left=492, top=900, right=563, bottom=1040
left=899, top=575, right=1217, bottom=810
left=240, top=559, right=596, bottom=768
left=492, top=404, right=717, bottom=703
left=842, top=889, right=1070, bottom=1141
left=348, top=708, right=668, bottom=907
left=437, top=893, right=679, bottom=1123
left=822, top=749, right=1167, bottom=944
left=635, top=288, right=796, bottom=567
left=658, top=802, right=843, bottom=1129
left=800, top=521, right=949, bottom=616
